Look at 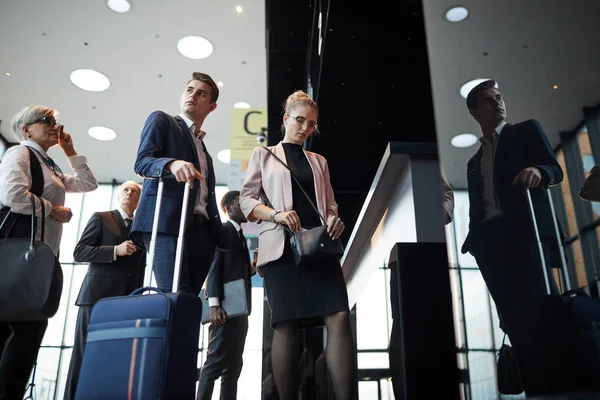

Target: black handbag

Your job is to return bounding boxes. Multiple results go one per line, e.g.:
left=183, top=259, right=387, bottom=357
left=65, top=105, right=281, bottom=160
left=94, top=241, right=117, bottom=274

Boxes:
left=260, top=147, right=344, bottom=266
left=497, top=334, right=524, bottom=395
left=0, top=148, right=63, bottom=321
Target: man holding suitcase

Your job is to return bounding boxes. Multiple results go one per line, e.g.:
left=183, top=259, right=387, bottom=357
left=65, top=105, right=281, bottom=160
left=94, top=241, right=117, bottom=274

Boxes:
left=132, top=72, right=222, bottom=296
left=461, top=80, right=566, bottom=396
left=63, top=181, right=145, bottom=400
left=197, top=190, right=256, bottom=399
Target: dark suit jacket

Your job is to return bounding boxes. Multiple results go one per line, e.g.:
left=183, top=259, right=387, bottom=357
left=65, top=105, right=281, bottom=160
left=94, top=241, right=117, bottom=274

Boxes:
left=131, top=111, right=221, bottom=247
left=206, top=221, right=253, bottom=314
left=74, top=210, right=146, bottom=307
left=461, top=120, right=564, bottom=255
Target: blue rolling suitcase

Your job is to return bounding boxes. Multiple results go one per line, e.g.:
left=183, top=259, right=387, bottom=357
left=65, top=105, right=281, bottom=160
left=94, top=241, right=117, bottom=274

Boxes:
left=75, top=181, right=202, bottom=400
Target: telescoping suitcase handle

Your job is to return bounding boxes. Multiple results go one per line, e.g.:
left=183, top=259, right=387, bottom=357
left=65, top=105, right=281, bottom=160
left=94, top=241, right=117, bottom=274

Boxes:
left=525, top=188, right=571, bottom=295
left=142, top=178, right=192, bottom=293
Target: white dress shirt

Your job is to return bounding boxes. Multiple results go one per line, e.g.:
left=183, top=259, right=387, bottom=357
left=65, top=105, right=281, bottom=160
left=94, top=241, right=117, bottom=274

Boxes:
left=178, top=114, right=210, bottom=218
left=480, top=120, right=507, bottom=222
left=0, top=141, right=98, bottom=255
left=208, top=219, right=242, bottom=307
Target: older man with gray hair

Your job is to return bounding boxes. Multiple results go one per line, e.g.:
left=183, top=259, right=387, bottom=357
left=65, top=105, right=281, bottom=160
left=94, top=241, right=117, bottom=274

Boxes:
left=63, top=180, right=146, bottom=400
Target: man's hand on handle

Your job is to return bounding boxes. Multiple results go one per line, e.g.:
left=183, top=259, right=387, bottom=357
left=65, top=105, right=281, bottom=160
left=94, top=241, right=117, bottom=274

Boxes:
left=513, top=167, right=542, bottom=191
left=167, top=160, right=203, bottom=189
left=210, top=306, right=227, bottom=326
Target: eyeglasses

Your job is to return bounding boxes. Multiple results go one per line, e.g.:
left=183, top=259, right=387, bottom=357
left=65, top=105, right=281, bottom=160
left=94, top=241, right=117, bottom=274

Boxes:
left=27, top=117, right=62, bottom=129
left=288, top=114, right=318, bottom=131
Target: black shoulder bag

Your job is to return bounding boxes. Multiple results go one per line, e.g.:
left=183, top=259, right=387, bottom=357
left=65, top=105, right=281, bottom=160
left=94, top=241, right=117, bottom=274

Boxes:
left=260, top=147, right=344, bottom=266
left=0, top=147, right=63, bottom=321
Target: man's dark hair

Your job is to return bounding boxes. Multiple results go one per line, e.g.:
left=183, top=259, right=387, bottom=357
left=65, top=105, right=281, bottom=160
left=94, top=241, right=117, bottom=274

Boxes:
left=466, top=80, right=497, bottom=110
left=220, top=190, right=240, bottom=213
left=186, top=72, right=220, bottom=103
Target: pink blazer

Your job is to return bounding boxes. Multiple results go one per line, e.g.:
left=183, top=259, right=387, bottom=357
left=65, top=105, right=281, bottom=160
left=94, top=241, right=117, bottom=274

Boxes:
left=240, top=142, right=339, bottom=267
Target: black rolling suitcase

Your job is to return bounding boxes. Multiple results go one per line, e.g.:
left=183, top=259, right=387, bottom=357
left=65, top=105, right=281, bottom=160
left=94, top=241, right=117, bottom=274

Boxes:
left=75, top=180, right=202, bottom=399
left=525, top=188, right=600, bottom=394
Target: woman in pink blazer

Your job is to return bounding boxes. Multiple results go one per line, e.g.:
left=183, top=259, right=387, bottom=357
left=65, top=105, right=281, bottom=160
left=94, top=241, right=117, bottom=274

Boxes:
left=240, top=91, right=354, bottom=400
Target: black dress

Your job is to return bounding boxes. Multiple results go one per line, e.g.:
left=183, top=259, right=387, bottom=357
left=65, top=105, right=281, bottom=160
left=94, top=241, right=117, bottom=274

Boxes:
left=262, top=143, right=349, bottom=329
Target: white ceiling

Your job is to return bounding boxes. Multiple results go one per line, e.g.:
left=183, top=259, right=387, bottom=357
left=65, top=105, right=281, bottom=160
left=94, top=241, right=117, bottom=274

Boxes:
left=424, top=0, right=600, bottom=188
left=0, top=0, right=267, bottom=185
left=2, top=1, right=599, bottom=190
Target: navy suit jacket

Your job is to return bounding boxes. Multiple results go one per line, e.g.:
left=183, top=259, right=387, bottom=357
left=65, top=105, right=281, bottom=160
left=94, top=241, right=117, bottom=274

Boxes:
left=131, top=111, right=222, bottom=247
left=461, top=120, right=564, bottom=255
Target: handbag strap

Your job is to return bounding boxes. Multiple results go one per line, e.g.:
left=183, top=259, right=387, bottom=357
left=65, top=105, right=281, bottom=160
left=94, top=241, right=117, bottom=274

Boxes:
left=0, top=146, right=45, bottom=237
left=261, top=147, right=326, bottom=225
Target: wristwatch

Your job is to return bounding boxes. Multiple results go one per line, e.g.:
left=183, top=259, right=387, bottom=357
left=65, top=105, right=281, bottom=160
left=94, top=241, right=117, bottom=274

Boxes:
left=269, top=209, right=281, bottom=222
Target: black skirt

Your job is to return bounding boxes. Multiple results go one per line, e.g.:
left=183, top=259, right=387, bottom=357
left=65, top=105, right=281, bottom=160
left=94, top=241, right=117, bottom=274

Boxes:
left=262, top=239, right=350, bottom=329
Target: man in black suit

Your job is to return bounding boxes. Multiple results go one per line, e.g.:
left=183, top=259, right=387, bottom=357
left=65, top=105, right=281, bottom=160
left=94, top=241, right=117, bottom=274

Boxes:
left=131, top=72, right=222, bottom=296
left=461, top=80, right=565, bottom=396
left=197, top=190, right=256, bottom=400
left=63, top=181, right=146, bottom=400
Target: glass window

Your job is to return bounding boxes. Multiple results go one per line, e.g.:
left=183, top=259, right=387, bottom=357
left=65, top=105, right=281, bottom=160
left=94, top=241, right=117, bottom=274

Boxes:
left=42, top=265, right=73, bottom=347
left=27, top=347, right=60, bottom=400
left=556, top=150, right=588, bottom=288
left=356, top=269, right=391, bottom=351
left=358, top=381, right=379, bottom=398
left=577, top=127, right=600, bottom=219
left=453, top=192, right=478, bottom=268
left=461, top=270, right=493, bottom=350
left=58, top=193, right=84, bottom=264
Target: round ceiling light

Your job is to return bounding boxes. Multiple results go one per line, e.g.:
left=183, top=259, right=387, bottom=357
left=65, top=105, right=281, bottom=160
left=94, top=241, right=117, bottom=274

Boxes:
left=70, top=69, right=111, bottom=92
left=88, top=126, right=117, bottom=141
left=451, top=133, right=478, bottom=148
left=445, top=6, right=468, bottom=22
left=233, top=102, right=251, bottom=109
left=107, top=0, right=131, bottom=13
left=177, top=36, right=214, bottom=60
left=217, top=149, right=231, bottom=164
left=459, top=78, right=498, bottom=99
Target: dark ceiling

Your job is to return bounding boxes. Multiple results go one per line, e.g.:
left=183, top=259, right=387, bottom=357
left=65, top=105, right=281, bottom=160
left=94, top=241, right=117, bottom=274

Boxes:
left=266, top=0, right=438, bottom=244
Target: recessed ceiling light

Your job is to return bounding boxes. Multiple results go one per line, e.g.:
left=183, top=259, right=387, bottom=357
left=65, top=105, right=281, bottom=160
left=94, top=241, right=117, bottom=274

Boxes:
left=107, top=0, right=131, bottom=13
left=217, top=149, right=231, bottom=164
left=217, top=81, right=224, bottom=88
left=553, top=84, right=559, bottom=90
left=88, top=126, right=117, bottom=141
left=5, top=72, right=11, bottom=76
left=459, top=78, right=498, bottom=99
left=177, top=36, right=213, bottom=60
left=235, top=5, right=243, bottom=13
left=233, top=102, right=251, bottom=109
left=451, top=133, right=478, bottom=148
left=445, top=6, right=468, bottom=22
left=70, top=69, right=110, bottom=92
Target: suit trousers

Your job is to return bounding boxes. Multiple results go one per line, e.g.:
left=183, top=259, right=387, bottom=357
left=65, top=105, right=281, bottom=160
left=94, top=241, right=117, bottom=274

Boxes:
left=143, top=218, right=215, bottom=296
left=63, top=305, right=92, bottom=400
left=0, top=320, right=48, bottom=400
left=197, top=316, right=249, bottom=400
left=473, top=220, right=563, bottom=396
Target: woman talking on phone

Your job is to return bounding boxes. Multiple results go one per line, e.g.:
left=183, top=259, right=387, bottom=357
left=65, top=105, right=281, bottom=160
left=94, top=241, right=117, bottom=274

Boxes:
left=0, top=105, right=98, bottom=399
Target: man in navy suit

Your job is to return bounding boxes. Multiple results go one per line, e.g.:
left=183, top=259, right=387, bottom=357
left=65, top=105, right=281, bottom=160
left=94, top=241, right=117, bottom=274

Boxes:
left=461, top=80, right=565, bottom=395
left=131, top=72, right=222, bottom=296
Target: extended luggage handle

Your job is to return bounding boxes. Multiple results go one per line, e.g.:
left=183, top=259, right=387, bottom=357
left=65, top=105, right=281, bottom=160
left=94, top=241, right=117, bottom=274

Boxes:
left=143, top=179, right=192, bottom=293
left=525, top=188, right=571, bottom=295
